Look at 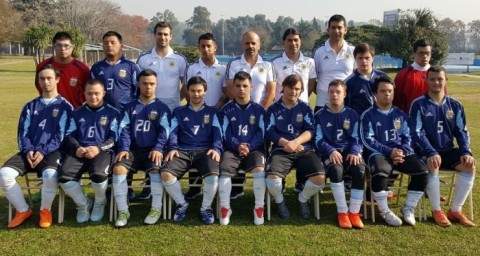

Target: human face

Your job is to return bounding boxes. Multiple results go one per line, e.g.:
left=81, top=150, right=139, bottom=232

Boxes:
left=375, top=82, right=394, bottom=107
left=138, top=75, right=157, bottom=100
left=284, top=34, right=301, bottom=56
left=242, top=32, right=260, bottom=57
left=355, top=52, right=373, bottom=75
left=413, top=46, right=431, bottom=67
left=53, top=39, right=74, bottom=60
left=328, top=84, right=346, bottom=107
left=327, top=21, right=347, bottom=42
left=85, top=83, right=105, bottom=108
left=103, top=35, right=122, bottom=59
left=282, top=81, right=303, bottom=104
left=38, top=69, right=59, bottom=93
left=188, top=84, right=206, bottom=106
left=233, top=79, right=251, bottom=102
left=198, top=39, right=217, bottom=59
left=426, top=71, right=448, bottom=94
left=154, top=27, right=172, bottom=49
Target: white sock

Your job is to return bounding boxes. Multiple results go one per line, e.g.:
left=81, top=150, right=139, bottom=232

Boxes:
left=41, top=168, right=58, bottom=210
left=252, top=172, right=266, bottom=208
left=0, top=167, right=29, bottom=212
left=331, top=181, right=348, bottom=213
left=113, top=174, right=128, bottom=212
left=266, top=178, right=283, bottom=203
left=373, top=190, right=390, bottom=214
left=426, top=173, right=441, bottom=211
left=405, top=190, right=424, bottom=208
left=451, top=172, right=475, bottom=212
left=149, top=173, right=163, bottom=210
left=163, top=178, right=186, bottom=206
left=61, top=181, right=88, bottom=207
left=298, top=179, right=323, bottom=203
left=201, top=175, right=218, bottom=210
left=349, top=188, right=364, bottom=214
left=218, top=176, right=232, bottom=209
left=91, top=180, right=108, bottom=204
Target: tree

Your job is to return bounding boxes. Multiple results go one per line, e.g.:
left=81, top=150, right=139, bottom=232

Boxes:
left=23, top=24, right=54, bottom=64
left=148, top=9, right=179, bottom=33
left=272, top=16, right=295, bottom=45
left=113, top=14, right=149, bottom=49
left=0, top=0, right=23, bottom=43
left=183, top=6, right=212, bottom=46
left=9, top=0, right=58, bottom=26
left=173, top=45, right=200, bottom=63
left=438, top=18, right=466, bottom=52
left=469, top=20, right=480, bottom=51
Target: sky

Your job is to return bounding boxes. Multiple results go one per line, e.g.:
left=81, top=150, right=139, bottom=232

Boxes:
left=112, top=0, right=480, bottom=24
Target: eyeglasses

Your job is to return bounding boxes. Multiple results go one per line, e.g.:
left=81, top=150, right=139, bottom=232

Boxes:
left=54, top=44, right=73, bottom=50
left=415, top=51, right=431, bottom=56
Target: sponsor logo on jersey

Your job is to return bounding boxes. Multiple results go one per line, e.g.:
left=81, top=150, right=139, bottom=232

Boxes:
left=323, top=56, right=329, bottom=60
left=183, top=117, right=189, bottom=121
left=33, top=110, right=39, bottom=115
left=79, top=118, right=86, bottom=122
left=326, top=122, right=332, bottom=127
left=132, top=110, right=137, bottom=115
left=99, top=116, right=108, bottom=126
left=119, top=69, right=127, bottom=78
left=277, top=115, right=284, bottom=120
left=376, top=122, right=382, bottom=126
left=343, top=119, right=350, bottom=130
left=446, top=109, right=454, bottom=120
left=282, top=66, right=288, bottom=70
left=149, top=110, right=158, bottom=121
left=169, top=60, right=176, bottom=67
left=230, top=117, right=236, bottom=122
left=52, top=108, right=59, bottom=117
left=149, top=61, right=157, bottom=66
left=203, top=114, right=210, bottom=124
left=359, top=89, right=366, bottom=93
left=196, top=71, right=202, bottom=76
left=99, top=71, right=104, bottom=75
left=426, top=112, right=433, bottom=117
left=249, top=115, right=256, bottom=125
left=296, top=113, right=303, bottom=123
left=393, top=118, right=401, bottom=130
left=70, top=77, right=78, bottom=87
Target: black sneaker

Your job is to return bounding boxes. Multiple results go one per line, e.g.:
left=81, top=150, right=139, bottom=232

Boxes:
left=185, top=187, right=202, bottom=200
left=299, top=200, right=311, bottom=219
left=138, top=187, right=151, bottom=200
left=294, top=182, right=305, bottom=193
left=276, top=200, right=290, bottom=219
left=230, top=187, right=244, bottom=200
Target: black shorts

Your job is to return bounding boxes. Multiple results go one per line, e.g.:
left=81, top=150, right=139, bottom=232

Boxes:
left=266, top=149, right=325, bottom=179
left=323, top=152, right=366, bottom=179
left=437, top=148, right=463, bottom=169
left=2, top=151, right=62, bottom=177
left=113, top=148, right=162, bottom=173
left=367, top=153, right=427, bottom=178
left=220, top=150, right=265, bottom=177
left=58, top=151, right=112, bottom=181
left=161, top=150, right=219, bottom=178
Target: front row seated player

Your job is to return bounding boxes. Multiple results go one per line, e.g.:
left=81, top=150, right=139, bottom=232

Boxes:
left=112, top=69, right=171, bottom=227
left=410, top=65, right=476, bottom=227
left=0, top=65, right=72, bottom=228
left=218, top=71, right=266, bottom=225
left=161, top=76, right=222, bottom=225
left=59, top=79, right=120, bottom=223
left=315, top=79, right=365, bottom=229
left=265, top=74, right=326, bottom=219
left=360, top=76, right=427, bottom=226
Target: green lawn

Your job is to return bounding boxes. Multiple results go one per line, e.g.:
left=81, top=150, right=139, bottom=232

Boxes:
left=0, top=57, right=479, bottom=255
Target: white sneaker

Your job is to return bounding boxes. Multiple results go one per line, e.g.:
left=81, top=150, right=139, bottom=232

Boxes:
left=144, top=208, right=162, bottom=225
left=90, top=200, right=106, bottom=222
left=254, top=207, right=264, bottom=225
left=76, top=198, right=92, bottom=223
left=115, top=211, right=130, bottom=227
left=401, top=205, right=416, bottom=225
left=381, top=210, right=402, bottom=226
left=219, top=207, right=232, bottom=225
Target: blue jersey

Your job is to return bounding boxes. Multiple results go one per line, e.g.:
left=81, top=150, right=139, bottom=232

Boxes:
left=90, top=56, right=141, bottom=110
left=168, top=104, right=222, bottom=154
left=118, top=98, right=171, bottom=152
left=314, top=105, right=362, bottom=157
left=219, top=100, right=265, bottom=153
left=265, top=99, right=315, bottom=152
left=65, top=104, right=120, bottom=151
left=409, top=94, right=472, bottom=157
left=18, top=95, right=72, bottom=155
left=360, top=105, right=414, bottom=157
left=345, top=69, right=388, bottom=115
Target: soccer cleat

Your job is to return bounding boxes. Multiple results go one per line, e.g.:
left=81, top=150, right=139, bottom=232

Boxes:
left=348, top=212, right=364, bottom=229
left=298, top=201, right=311, bottom=219
left=432, top=210, right=451, bottom=227
left=401, top=205, right=416, bottom=226
left=115, top=211, right=130, bottom=228
left=200, top=208, right=215, bottom=225
left=447, top=210, right=476, bottom=227
left=173, top=202, right=189, bottom=222
left=254, top=207, right=264, bottom=225
left=276, top=200, right=290, bottom=219
left=39, top=209, right=53, bottom=228
left=381, top=210, right=403, bottom=226
left=8, top=208, right=32, bottom=228
left=219, top=207, right=232, bottom=225
left=138, top=187, right=151, bottom=200
left=338, top=212, right=352, bottom=229
left=184, top=188, right=202, bottom=200
left=76, top=198, right=92, bottom=224
left=90, top=200, right=106, bottom=222
left=144, top=208, right=162, bottom=225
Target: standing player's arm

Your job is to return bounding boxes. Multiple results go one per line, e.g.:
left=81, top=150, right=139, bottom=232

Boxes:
left=226, top=79, right=235, bottom=100
left=262, top=81, right=276, bottom=109
left=215, top=87, right=229, bottom=110
left=180, top=78, right=187, bottom=102
left=308, top=78, right=316, bottom=96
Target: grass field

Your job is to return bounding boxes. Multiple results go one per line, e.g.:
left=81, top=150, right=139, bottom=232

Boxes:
left=0, top=56, right=479, bottom=255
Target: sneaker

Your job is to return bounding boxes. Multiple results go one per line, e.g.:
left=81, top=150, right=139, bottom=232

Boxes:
left=144, top=208, right=162, bottom=225
left=8, top=208, right=32, bottom=228
left=200, top=208, right=215, bottom=225
left=76, top=198, right=93, bottom=224
left=294, top=182, right=304, bottom=193
left=32, top=191, right=42, bottom=203
left=90, top=200, right=106, bottom=222
left=381, top=211, right=402, bottom=226
left=138, top=187, right=151, bottom=200
left=115, top=211, right=130, bottom=227
left=254, top=207, right=264, bottom=225
left=447, top=210, right=476, bottom=227
left=338, top=212, right=352, bottom=229
left=298, top=201, right=311, bottom=219
left=348, top=212, right=364, bottom=229
left=184, top=188, right=202, bottom=200
left=401, top=205, right=416, bottom=226
left=276, top=200, right=290, bottom=219
left=39, top=209, right=53, bottom=228
left=219, top=207, right=232, bottom=225
left=128, top=188, right=136, bottom=201
left=230, top=188, right=245, bottom=200
left=173, top=202, right=189, bottom=222
left=432, top=210, right=451, bottom=227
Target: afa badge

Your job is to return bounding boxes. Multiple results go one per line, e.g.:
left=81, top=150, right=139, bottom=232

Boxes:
left=393, top=118, right=402, bottom=130
left=119, top=69, right=127, bottom=78
left=169, top=60, right=176, bottom=67
left=215, top=71, right=221, bottom=77
left=149, top=110, right=158, bottom=121
left=52, top=108, right=59, bottom=117
left=99, top=116, right=108, bottom=126
left=343, top=118, right=350, bottom=130
left=258, top=67, right=265, bottom=73
left=300, top=64, right=307, bottom=72
left=203, top=114, right=210, bottom=124
left=70, top=77, right=78, bottom=87
left=446, top=109, right=454, bottom=120
left=296, top=113, right=303, bottom=123
left=249, top=114, right=256, bottom=125
left=344, top=54, right=351, bottom=60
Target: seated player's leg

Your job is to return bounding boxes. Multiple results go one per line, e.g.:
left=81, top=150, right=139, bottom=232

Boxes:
left=144, top=167, right=163, bottom=225
left=88, top=151, right=111, bottom=222
left=345, top=160, right=366, bottom=229
left=112, top=153, right=133, bottom=227
left=244, top=151, right=266, bottom=225
left=218, top=151, right=240, bottom=225
left=195, top=151, right=219, bottom=225
left=325, top=160, right=351, bottom=228
left=266, top=150, right=293, bottom=219
left=35, top=150, right=62, bottom=228
left=296, top=150, right=325, bottom=220
left=161, top=151, right=190, bottom=222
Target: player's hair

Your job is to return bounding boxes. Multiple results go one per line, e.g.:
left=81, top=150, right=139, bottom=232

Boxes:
left=413, top=39, right=431, bottom=52
left=328, top=79, right=347, bottom=92
left=103, top=31, right=122, bottom=43
left=154, top=22, right=172, bottom=35
left=282, top=28, right=302, bottom=41
left=52, top=31, right=74, bottom=45
left=198, top=32, right=216, bottom=44
left=85, top=79, right=105, bottom=91
left=38, top=64, right=60, bottom=78
left=353, top=43, right=375, bottom=58
left=137, top=69, right=157, bottom=82
left=187, top=76, right=208, bottom=91
left=427, top=65, right=447, bottom=78
left=372, top=76, right=395, bottom=93
left=282, top=74, right=304, bottom=93
left=328, top=14, right=347, bottom=28
left=233, top=71, right=252, bottom=84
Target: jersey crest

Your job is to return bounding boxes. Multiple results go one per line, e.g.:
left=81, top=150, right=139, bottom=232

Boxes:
left=393, top=118, right=401, bottom=130
left=343, top=118, right=350, bottom=130
left=203, top=114, right=210, bottom=124
left=119, top=69, right=127, bottom=78
left=99, top=116, right=108, bottom=126
left=446, top=109, right=454, bottom=120
left=149, top=110, right=158, bottom=121
left=70, top=77, right=78, bottom=87
left=296, top=113, right=303, bottom=123
left=52, top=108, right=59, bottom=117
left=249, top=114, right=256, bottom=125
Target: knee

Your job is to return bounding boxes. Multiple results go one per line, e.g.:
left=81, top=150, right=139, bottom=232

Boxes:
left=327, top=165, right=343, bottom=183
left=0, top=167, right=18, bottom=188
left=113, top=165, right=128, bottom=175
left=251, top=167, right=264, bottom=173
left=371, top=176, right=387, bottom=192
left=204, top=175, right=218, bottom=184
left=42, top=168, right=58, bottom=180
left=309, top=174, right=325, bottom=186
left=161, top=171, right=175, bottom=182
left=90, top=174, right=108, bottom=183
